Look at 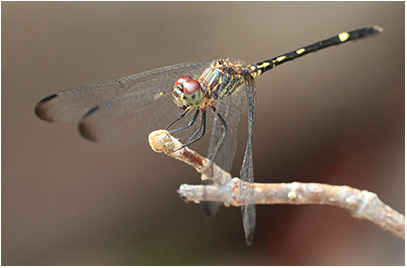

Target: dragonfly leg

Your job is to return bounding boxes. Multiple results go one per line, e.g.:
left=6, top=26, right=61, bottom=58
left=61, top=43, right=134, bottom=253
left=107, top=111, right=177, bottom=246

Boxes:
left=174, top=116, right=203, bottom=152
left=185, top=117, right=204, bottom=144
left=165, top=109, right=196, bottom=132
left=173, top=110, right=206, bottom=151
left=208, top=107, right=228, bottom=163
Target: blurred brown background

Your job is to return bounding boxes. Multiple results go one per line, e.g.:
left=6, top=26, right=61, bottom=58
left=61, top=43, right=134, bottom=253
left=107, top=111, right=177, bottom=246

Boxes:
left=2, top=2, right=404, bottom=265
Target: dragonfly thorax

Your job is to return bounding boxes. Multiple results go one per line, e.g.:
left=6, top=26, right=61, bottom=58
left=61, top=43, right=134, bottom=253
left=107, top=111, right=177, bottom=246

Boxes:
left=198, top=59, right=248, bottom=102
left=172, top=75, right=204, bottom=110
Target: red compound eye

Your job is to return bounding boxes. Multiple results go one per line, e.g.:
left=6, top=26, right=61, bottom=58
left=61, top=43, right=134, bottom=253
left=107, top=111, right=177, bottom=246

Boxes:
left=174, top=75, right=192, bottom=87
left=183, top=79, right=201, bottom=94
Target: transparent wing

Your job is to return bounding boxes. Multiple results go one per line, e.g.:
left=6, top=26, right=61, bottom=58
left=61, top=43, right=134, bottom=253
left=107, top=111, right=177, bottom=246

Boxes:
left=240, top=78, right=256, bottom=245
left=35, top=61, right=213, bottom=145
left=209, top=88, right=244, bottom=173
left=202, top=83, right=245, bottom=218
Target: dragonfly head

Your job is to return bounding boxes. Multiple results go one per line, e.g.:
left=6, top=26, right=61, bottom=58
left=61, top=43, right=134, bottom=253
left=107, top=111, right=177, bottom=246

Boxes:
left=172, top=75, right=204, bottom=110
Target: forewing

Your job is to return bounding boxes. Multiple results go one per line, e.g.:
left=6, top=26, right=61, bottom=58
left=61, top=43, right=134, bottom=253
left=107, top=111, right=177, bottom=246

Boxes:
left=35, top=80, right=125, bottom=123
left=35, top=61, right=212, bottom=145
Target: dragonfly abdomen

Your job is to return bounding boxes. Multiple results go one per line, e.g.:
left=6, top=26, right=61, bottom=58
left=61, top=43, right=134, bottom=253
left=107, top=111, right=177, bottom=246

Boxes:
left=248, top=26, right=382, bottom=79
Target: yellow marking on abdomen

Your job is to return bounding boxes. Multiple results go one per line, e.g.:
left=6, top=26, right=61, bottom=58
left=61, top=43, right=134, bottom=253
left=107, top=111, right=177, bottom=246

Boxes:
left=257, top=62, right=270, bottom=69
left=277, top=56, right=286, bottom=62
left=338, top=32, right=350, bottom=42
left=296, top=48, right=305, bottom=54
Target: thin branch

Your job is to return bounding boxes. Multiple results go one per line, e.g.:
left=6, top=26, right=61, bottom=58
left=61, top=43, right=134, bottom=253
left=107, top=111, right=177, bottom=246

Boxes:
left=149, top=129, right=405, bottom=240
left=149, top=129, right=232, bottom=184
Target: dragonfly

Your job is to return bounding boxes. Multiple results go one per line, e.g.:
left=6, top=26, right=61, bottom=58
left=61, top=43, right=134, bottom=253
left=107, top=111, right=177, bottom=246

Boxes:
left=35, top=26, right=382, bottom=245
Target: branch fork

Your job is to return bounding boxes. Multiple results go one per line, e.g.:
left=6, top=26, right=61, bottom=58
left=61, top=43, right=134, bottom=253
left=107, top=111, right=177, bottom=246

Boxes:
left=149, top=129, right=405, bottom=240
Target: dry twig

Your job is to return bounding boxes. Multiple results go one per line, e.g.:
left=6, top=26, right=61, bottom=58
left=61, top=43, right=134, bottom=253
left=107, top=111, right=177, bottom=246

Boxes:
left=149, top=129, right=405, bottom=240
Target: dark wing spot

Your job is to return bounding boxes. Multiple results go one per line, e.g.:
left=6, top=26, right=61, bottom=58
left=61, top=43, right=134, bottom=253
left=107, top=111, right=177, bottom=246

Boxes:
left=78, top=105, right=100, bottom=142
left=81, top=105, right=100, bottom=119
left=38, top=94, right=57, bottom=104
left=34, top=94, right=58, bottom=121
